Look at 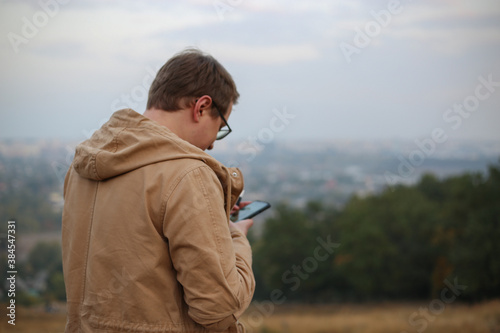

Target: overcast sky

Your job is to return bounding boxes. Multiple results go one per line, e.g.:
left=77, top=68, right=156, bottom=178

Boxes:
left=1, top=0, right=499, bottom=144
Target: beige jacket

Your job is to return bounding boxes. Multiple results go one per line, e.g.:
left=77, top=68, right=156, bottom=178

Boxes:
left=62, top=109, right=255, bottom=332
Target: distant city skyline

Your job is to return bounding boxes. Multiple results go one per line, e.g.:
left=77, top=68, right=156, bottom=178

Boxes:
left=1, top=0, right=499, bottom=143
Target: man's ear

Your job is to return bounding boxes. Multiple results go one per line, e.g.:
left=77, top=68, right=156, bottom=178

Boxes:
left=192, top=95, right=213, bottom=122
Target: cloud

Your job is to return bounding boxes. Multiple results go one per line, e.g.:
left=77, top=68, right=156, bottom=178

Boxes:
left=200, top=42, right=321, bottom=65
left=1, top=1, right=219, bottom=60
left=386, top=0, right=500, bottom=53
left=219, top=0, right=363, bottom=15
left=0, top=0, right=499, bottom=140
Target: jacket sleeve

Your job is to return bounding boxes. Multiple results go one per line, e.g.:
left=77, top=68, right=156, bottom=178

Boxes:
left=163, top=165, right=255, bottom=331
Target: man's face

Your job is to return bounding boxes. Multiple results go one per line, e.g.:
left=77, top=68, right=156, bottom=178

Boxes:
left=199, top=103, right=233, bottom=151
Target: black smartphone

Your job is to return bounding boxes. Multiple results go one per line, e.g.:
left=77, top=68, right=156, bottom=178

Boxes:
left=236, top=201, right=271, bottom=221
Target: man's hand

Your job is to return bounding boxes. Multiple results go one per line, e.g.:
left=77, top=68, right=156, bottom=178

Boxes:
left=230, top=219, right=253, bottom=236
left=230, top=200, right=252, bottom=217
left=230, top=201, right=253, bottom=236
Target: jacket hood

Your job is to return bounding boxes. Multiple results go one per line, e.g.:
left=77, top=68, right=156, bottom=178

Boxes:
left=73, top=109, right=226, bottom=181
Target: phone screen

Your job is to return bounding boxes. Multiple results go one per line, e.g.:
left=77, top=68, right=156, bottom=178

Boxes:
left=236, top=201, right=271, bottom=221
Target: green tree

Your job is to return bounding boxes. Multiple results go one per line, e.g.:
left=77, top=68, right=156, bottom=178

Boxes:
left=252, top=202, right=343, bottom=302
left=334, top=186, right=439, bottom=300
left=27, top=241, right=62, bottom=272
left=22, top=241, right=66, bottom=305
left=439, top=162, right=500, bottom=300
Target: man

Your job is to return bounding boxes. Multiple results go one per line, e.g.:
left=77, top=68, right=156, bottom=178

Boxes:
left=62, top=49, right=255, bottom=332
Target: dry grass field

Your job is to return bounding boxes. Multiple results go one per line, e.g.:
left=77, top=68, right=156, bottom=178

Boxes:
left=240, top=300, right=500, bottom=333
left=1, top=300, right=499, bottom=333
left=1, top=305, right=67, bottom=333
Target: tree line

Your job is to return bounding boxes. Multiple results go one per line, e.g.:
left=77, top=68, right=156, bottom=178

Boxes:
left=251, top=161, right=500, bottom=302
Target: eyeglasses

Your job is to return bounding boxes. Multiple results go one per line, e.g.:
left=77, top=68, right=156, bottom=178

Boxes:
left=213, top=102, right=232, bottom=140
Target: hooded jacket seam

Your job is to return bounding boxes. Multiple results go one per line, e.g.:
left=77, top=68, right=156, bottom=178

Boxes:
left=129, top=119, right=208, bottom=163
left=79, top=181, right=100, bottom=314
left=159, top=163, right=219, bottom=226
left=193, top=166, right=224, bottom=263
left=90, top=153, right=101, bottom=180
left=92, top=127, right=128, bottom=180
